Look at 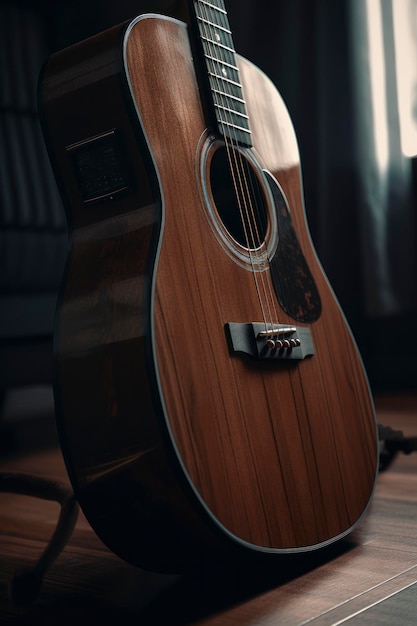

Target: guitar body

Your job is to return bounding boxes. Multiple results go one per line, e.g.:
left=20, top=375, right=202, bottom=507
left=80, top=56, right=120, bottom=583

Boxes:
left=39, top=11, right=378, bottom=572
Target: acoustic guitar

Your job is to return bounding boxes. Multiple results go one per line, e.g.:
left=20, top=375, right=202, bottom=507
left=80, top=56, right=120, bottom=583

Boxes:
left=39, top=0, right=378, bottom=572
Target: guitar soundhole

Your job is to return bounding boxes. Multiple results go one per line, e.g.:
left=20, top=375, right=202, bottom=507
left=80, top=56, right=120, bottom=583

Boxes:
left=209, top=145, right=268, bottom=250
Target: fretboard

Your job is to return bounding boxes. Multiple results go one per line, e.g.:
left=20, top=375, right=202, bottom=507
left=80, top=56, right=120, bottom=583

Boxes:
left=192, top=0, right=253, bottom=147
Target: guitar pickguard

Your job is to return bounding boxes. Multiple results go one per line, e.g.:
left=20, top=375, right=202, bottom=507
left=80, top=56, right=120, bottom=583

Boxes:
left=266, top=171, right=322, bottom=323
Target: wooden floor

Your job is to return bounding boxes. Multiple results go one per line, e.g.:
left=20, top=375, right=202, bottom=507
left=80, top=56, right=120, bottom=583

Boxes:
left=0, top=393, right=417, bottom=625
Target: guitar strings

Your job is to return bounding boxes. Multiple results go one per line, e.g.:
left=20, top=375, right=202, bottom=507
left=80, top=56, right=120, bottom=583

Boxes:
left=201, top=0, right=280, bottom=334
left=202, top=2, right=260, bottom=253
left=197, top=0, right=266, bottom=318
left=197, top=0, right=280, bottom=334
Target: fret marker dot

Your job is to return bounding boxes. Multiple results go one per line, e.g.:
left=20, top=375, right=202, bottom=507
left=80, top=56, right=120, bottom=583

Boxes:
left=215, top=33, right=221, bottom=42
left=222, top=68, right=228, bottom=77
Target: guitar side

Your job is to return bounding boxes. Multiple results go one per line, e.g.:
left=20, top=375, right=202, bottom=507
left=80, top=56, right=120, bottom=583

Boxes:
left=39, top=18, right=230, bottom=571
left=39, top=13, right=378, bottom=571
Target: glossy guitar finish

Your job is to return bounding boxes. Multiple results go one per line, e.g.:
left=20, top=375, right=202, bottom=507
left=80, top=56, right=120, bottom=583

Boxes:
left=39, top=7, right=378, bottom=571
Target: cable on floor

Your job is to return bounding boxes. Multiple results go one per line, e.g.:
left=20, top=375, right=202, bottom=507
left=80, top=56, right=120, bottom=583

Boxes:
left=0, top=472, right=79, bottom=606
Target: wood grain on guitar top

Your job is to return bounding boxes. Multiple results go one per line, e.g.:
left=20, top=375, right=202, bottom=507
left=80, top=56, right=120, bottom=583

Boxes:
left=125, top=16, right=377, bottom=549
left=39, top=11, right=378, bottom=571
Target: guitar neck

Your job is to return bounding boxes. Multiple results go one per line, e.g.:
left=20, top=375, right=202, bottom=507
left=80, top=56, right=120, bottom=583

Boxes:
left=190, top=0, right=253, bottom=147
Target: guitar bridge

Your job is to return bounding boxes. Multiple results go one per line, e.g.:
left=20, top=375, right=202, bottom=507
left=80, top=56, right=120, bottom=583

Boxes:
left=225, top=322, right=314, bottom=361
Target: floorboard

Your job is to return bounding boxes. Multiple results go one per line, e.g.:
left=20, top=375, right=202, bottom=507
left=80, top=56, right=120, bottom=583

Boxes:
left=0, top=393, right=416, bottom=624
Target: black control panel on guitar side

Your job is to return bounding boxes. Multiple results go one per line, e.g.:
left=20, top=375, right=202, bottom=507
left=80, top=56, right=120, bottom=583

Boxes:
left=66, top=129, right=133, bottom=204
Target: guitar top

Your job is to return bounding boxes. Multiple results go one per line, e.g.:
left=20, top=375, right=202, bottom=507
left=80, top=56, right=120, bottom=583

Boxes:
left=39, top=0, right=378, bottom=572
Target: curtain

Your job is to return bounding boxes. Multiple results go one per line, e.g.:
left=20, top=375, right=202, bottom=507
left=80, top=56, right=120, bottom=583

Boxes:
left=229, top=0, right=417, bottom=387
left=350, top=0, right=416, bottom=317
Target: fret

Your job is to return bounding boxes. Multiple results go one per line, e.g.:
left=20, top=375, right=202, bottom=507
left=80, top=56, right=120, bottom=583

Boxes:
left=206, top=54, right=240, bottom=78
left=220, top=119, right=251, bottom=133
left=217, top=115, right=250, bottom=133
left=203, top=43, right=239, bottom=72
left=200, top=35, right=234, bottom=55
left=193, top=0, right=252, bottom=147
left=199, top=0, right=227, bottom=14
left=219, top=118, right=252, bottom=136
left=196, top=15, right=231, bottom=35
left=201, top=40, right=235, bottom=69
left=209, top=72, right=242, bottom=103
left=213, top=94, right=246, bottom=114
left=215, top=103, right=249, bottom=122
left=208, top=79, right=245, bottom=125
left=208, top=70, right=241, bottom=90
left=212, top=95, right=246, bottom=122
left=212, top=93, right=247, bottom=116
left=195, top=4, right=234, bottom=54
left=212, top=87, right=245, bottom=105
left=200, top=0, right=225, bottom=7
left=198, top=0, right=228, bottom=25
